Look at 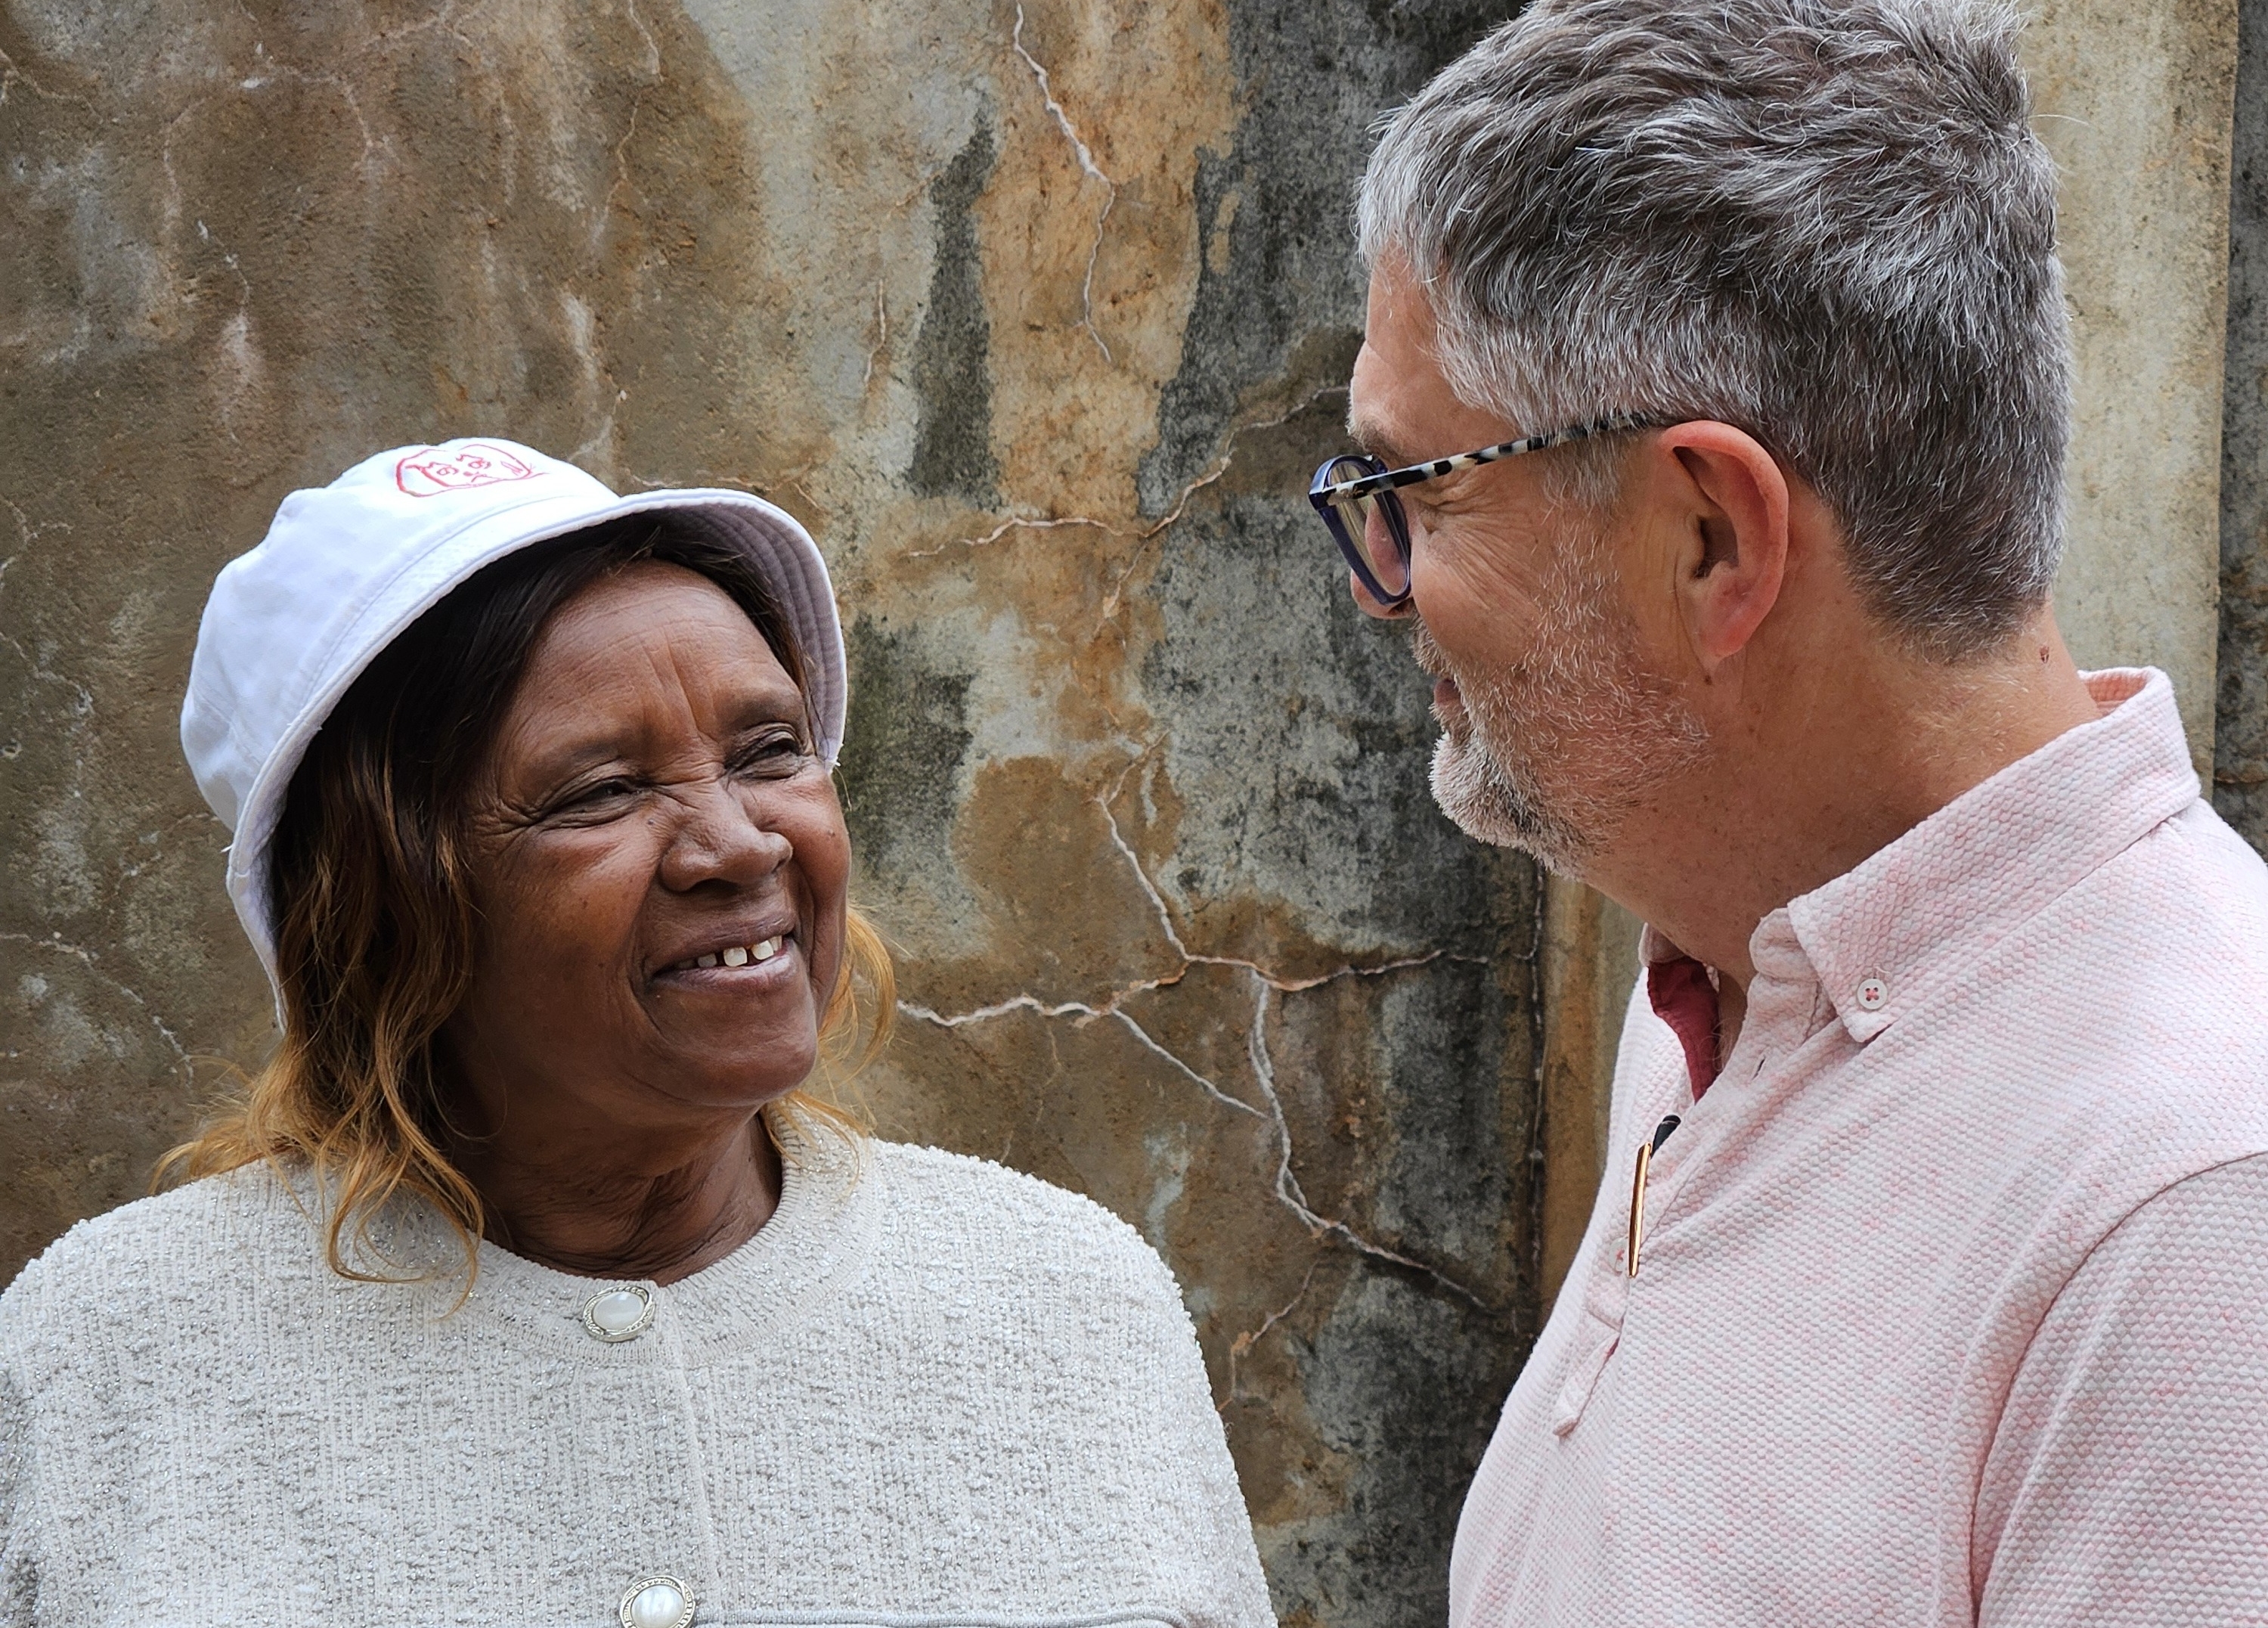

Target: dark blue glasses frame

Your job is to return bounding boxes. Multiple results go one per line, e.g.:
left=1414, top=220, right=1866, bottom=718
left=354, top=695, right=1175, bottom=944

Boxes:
left=1307, top=413, right=1658, bottom=607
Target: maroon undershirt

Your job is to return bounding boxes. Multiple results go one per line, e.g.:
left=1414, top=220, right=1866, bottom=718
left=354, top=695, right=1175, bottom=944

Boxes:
left=1647, top=954, right=1722, bottom=1101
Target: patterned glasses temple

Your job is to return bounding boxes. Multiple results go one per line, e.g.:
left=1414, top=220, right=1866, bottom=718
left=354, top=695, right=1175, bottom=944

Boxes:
left=1313, top=412, right=1662, bottom=504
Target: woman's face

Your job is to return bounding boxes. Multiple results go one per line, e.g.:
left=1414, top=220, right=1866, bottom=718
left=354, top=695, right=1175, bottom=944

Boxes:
left=442, top=561, right=849, bottom=1138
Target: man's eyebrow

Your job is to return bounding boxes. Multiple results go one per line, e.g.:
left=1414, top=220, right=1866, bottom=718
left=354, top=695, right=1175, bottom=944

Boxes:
left=1346, top=415, right=1418, bottom=470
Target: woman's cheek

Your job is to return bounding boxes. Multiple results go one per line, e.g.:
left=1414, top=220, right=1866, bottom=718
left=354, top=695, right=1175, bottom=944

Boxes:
left=496, top=832, right=652, bottom=983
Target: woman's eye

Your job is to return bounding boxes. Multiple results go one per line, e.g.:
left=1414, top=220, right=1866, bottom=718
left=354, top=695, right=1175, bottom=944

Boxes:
left=732, top=733, right=807, bottom=774
left=553, top=777, right=640, bottom=814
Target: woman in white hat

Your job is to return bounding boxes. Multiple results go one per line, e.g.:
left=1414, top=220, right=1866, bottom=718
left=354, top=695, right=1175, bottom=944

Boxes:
left=0, top=440, right=1273, bottom=1628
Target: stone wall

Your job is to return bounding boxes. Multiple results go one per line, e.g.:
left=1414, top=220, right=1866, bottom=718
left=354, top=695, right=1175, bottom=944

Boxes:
left=0, top=4, right=1529, bottom=1623
left=2223, top=0, right=2268, bottom=844
left=0, top=3, right=2251, bottom=1626
left=2030, top=0, right=2238, bottom=768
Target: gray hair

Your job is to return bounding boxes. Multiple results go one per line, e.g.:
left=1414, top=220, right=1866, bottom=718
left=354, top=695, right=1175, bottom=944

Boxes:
left=1358, top=0, right=2070, bottom=659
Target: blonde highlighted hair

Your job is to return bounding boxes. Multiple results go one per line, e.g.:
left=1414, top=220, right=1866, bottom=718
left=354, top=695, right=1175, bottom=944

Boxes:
left=158, top=514, right=892, bottom=1282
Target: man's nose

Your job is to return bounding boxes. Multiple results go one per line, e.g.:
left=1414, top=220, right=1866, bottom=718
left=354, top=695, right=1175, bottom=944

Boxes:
left=1349, top=569, right=1413, bottom=619
left=658, top=776, right=792, bottom=892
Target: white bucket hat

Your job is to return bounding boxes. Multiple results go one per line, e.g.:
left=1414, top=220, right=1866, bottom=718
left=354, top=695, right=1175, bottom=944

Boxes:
left=181, top=437, right=847, bottom=990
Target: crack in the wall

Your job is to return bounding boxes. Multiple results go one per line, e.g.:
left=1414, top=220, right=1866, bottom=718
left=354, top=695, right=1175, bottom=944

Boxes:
left=1094, top=763, right=1454, bottom=994
left=863, top=271, right=891, bottom=389
left=1101, top=383, right=1351, bottom=625
left=3, top=930, right=191, bottom=1074
left=1009, top=4, right=1117, bottom=364
left=864, top=169, right=936, bottom=386
left=620, top=0, right=662, bottom=77
left=1245, top=977, right=1485, bottom=1306
left=1091, top=763, right=1490, bottom=1302
left=905, top=512, right=1123, bottom=562
left=563, top=288, right=631, bottom=475
left=91, top=808, right=212, bottom=913
left=903, top=765, right=1489, bottom=1306
left=1142, top=382, right=1349, bottom=540
left=857, top=170, right=943, bottom=401
left=238, top=66, right=380, bottom=169
left=897, top=968, right=1480, bottom=1304
left=194, top=219, right=254, bottom=312
left=573, top=13, right=668, bottom=482
left=898, top=992, right=1263, bottom=1118
left=321, top=0, right=474, bottom=58
left=0, top=625, right=95, bottom=722
left=158, top=48, right=387, bottom=253
left=1224, top=1253, right=1320, bottom=1407
left=572, top=51, right=653, bottom=478
left=156, top=70, right=373, bottom=351
left=601, top=73, right=649, bottom=253
left=0, top=45, right=98, bottom=116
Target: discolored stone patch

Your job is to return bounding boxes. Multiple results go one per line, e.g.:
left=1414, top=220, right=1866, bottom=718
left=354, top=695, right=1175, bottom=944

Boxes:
left=908, top=117, right=1004, bottom=506
left=2, top=4, right=1527, bottom=1626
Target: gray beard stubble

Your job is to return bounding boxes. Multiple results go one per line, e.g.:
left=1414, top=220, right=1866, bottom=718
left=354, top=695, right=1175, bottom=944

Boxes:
left=1412, top=543, right=1710, bottom=876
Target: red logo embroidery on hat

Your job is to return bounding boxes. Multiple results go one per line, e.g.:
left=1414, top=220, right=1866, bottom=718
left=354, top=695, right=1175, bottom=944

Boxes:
left=395, top=443, right=541, bottom=498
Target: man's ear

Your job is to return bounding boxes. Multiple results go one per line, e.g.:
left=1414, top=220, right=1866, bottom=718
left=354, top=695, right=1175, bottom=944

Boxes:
left=1659, top=422, right=1790, bottom=671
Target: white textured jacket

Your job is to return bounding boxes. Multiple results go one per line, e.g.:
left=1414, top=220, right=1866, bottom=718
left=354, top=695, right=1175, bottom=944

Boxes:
left=0, top=1133, right=1274, bottom=1628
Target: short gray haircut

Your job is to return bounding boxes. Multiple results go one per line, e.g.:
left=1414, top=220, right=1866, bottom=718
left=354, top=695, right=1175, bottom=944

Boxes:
left=1359, top=0, right=2070, bottom=659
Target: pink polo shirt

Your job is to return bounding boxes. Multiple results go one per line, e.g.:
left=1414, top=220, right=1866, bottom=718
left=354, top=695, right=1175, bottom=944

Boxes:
left=1452, top=669, right=2268, bottom=1626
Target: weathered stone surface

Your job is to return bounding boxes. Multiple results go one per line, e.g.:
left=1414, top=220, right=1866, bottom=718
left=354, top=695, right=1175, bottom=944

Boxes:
left=0, top=2, right=1534, bottom=1622
left=2222, top=0, right=2268, bottom=848
left=2027, top=0, right=2239, bottom=769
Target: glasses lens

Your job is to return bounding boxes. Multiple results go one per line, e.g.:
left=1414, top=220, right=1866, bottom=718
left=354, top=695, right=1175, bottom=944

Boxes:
left=1325, top=459, right=1410, bottom=598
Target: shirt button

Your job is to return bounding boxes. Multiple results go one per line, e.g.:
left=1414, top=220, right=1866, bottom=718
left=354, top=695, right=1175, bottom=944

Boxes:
left=1854, top=974, right=1888, bottom=1012
left=581, top=1285, right=655, bottom=1343
left=619, top=1577, right=695, bottom=1628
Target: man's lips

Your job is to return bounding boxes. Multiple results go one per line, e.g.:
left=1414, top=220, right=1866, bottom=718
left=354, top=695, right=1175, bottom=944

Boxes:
left=1409, top=622, right=1467, bottom=723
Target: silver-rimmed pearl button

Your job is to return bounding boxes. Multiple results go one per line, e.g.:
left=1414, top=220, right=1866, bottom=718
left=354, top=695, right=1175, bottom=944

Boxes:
left=620, top=1576, right=695, bottom=1628
left=581, top=1285, right=654, bottom=1343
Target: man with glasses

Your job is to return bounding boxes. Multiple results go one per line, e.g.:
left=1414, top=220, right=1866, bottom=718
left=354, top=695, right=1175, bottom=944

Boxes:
left=1314, top=2, right=2268, bottom=1623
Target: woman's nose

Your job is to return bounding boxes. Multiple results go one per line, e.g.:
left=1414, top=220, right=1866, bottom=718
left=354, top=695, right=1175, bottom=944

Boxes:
left=657, top=777, right=792, bottom=892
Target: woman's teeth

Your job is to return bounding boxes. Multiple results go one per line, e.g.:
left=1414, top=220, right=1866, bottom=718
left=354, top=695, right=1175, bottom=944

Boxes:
left=674, top=936, right=784, bottom=972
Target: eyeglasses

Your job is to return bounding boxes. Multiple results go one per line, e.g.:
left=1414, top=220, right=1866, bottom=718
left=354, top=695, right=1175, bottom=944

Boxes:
left=1307, top=413, right=1658, bottom=608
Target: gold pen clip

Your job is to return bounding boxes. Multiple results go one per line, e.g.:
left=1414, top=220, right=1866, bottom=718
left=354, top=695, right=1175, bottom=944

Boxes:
left=1627, top=1114, right=1681, bottom=1278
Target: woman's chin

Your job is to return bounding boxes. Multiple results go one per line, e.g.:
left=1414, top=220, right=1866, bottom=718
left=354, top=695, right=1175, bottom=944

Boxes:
left=657, top=1022, right=822, bottom=1109
left=644, top=941, right=838, bottom=1087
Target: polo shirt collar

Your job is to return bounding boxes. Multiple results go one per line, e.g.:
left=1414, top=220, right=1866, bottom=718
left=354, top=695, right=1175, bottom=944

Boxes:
left=1783, top=667, right=2198, bottom=1043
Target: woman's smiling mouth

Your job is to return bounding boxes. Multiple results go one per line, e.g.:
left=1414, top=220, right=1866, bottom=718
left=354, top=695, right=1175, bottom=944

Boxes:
left=666, top=935, right=786, bottom=973
left=654, top=926, right=803, bottom=991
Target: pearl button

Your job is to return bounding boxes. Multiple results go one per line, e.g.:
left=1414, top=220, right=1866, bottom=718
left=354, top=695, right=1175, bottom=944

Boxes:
left=580, top=1285, right=654, bottom=1343
left=1855, top=974, right=1888, bottom=1012
left=619, top=1577, right=694, bottom=1628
